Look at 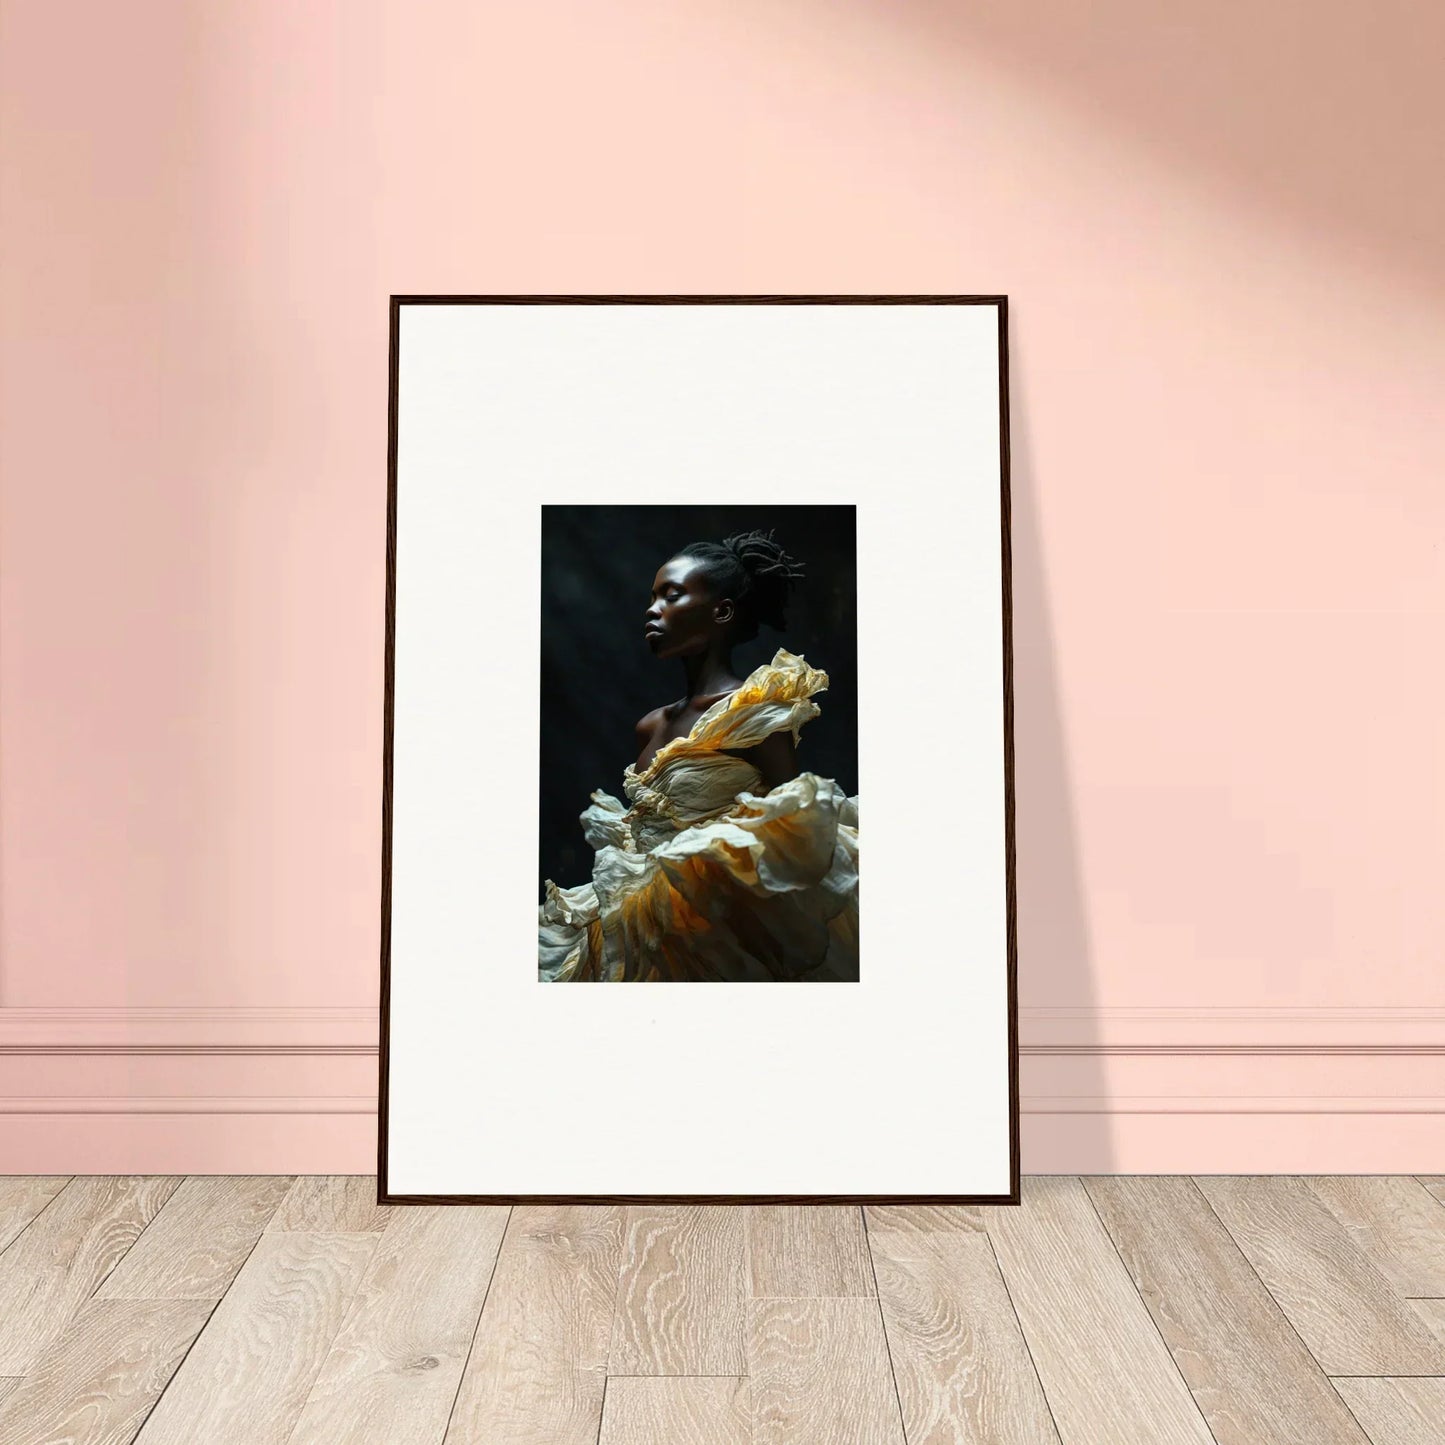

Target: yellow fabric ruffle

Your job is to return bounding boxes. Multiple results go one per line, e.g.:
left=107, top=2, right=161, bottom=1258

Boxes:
left=540, top=647, right=859, bottom=982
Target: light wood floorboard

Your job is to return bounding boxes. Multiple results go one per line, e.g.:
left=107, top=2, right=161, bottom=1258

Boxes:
left=132, top=1230, right=377, bottom=1444
left=0, top=1176, right=179, bottom=1374
left=1085, top=1175, right=1371, bottom=1444
left=598, top=1375, right=751, bottom=1444
left=1416, top=1177, right=1445, bottom=1208
left=866, top=1204, right=984, bottom=1234
left=1306, top=1177, right=1445, bottom=1299
left=866, top=1205, right=1060, bottom=1443
left=749, top=1204, right=875, bottom=1298
left=288, top=1204, right=508, bottom=1445
left=445, top=1204, right=623, bottom=1444
left=983, top=1176, right=1216, bottom=1444
left=268, top=1174, right=392, bottom=1233
left=0, top=1175, right=1440, bottom=1442
left=608, top=1205, right=748, bottom=1375
left=97, top=1175, right=293, bottom=1301
left=1405, top=1297, right=1445, bottom=1341
left=0, top=1298, right=211, bottom=1445
left=0, top=1177, right=71, bottom=1253
left=749, top=1296, right=905, bottom=1444
left=1331, top=1377, right=1445, bottom=1444
left=1197, top=1176, right=1445, bottom=1375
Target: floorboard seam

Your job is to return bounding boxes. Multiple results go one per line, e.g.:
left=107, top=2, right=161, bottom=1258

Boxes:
left=594, top=1372, right=609, bottom=1445
left=0, top=1176, right=75, bottom=1268
left=858, top=1205, right=909, bottom=1443
left=1188, top=1173, right=1377, bottom=1440
left=439, top=1203, right=513, bottom=1445
left=128, top=1288, right=225, bottom=1436
left=1081, top=1178, right=1222, bottom=1445
left=982, top=1212, right=1066, bottom=1444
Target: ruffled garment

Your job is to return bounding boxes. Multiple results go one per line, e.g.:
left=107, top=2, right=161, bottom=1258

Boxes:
left=539, top=647, right=859, bottom=981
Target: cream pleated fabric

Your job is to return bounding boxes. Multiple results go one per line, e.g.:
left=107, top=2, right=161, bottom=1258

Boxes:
left=539, top=647, right=859, bottom=981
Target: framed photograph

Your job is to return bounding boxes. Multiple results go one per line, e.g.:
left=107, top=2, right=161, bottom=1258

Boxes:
left=380, top=295, right=1017, bottom=1202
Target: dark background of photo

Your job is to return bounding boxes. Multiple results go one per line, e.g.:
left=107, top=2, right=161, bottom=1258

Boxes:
left=539, top=504, right=858, bottom=900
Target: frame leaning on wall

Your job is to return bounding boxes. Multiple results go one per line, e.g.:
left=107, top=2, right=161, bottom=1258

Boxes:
left=377, top=294, right=1018, bottom=1205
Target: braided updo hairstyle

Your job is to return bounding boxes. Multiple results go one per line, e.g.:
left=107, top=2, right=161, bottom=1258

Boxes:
left=672, top=528, right=806, bottom=644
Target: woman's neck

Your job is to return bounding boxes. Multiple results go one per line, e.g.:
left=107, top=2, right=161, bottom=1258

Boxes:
left=679, top=645, right=742, bottom=704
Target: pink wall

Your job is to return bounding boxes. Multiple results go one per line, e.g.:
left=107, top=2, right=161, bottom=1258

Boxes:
left=2, top=0, right=1441, bottom=1171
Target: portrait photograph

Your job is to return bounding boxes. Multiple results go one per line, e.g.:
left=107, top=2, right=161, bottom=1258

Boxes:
left=381, top=296, right=1016, bottom=1201
left=538, top=504, right=860, bottom=983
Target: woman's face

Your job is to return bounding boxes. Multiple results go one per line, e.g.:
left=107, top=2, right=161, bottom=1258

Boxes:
left=644, top=555, right=732, bottom=658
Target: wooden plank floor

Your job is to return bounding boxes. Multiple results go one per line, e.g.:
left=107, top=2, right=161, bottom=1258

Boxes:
left=0, top=1176, right=1439, bottom=1443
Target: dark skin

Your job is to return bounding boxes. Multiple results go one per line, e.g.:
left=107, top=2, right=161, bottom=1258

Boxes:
left=634, top=554, right=800, bottom=790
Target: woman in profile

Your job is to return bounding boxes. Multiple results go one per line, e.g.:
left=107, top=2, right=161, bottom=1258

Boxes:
left=539, top=528, right=859, bottom=982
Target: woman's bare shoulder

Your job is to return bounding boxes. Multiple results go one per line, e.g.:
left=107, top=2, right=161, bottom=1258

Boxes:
left=636, top=685, right=740, bottom=738
left=635, top=699, right=696, bottom=737
left=635, top=703, right=669, bottom=738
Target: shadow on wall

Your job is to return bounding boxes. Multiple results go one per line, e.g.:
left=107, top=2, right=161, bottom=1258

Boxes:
left=870, top=0, right=1445, bottom=1173
left=892, top=0, right=1444, bottom=294
left=1007, top=323, right=1115, bottom=1174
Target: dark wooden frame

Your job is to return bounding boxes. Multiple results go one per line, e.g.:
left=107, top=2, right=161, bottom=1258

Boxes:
left=378, top=295, right=1018, bottom=1206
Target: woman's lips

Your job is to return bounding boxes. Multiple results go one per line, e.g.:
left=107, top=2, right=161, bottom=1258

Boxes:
left=644, top=625, right=664, bottom=639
